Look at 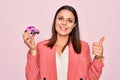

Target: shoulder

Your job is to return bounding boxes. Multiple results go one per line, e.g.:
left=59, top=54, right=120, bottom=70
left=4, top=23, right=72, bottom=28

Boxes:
left=37, top=40, right=49, bottom=48
left=80, top=40, right=90, bottom=51
left=80, top=40, right=89, bottom=47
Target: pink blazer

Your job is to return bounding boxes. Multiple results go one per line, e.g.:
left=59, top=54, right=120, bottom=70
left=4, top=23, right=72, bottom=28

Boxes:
left=26, top=40, right=104, bottom=80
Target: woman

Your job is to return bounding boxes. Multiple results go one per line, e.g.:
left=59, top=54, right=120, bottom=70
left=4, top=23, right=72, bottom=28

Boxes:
left=23, top=5, right=105, bottom=80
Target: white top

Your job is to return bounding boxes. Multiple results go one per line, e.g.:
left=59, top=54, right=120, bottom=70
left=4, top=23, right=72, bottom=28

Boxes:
left=56, top=46, right=68, bottom=80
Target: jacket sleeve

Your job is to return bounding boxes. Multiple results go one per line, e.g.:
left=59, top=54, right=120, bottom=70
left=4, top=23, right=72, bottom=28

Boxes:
left=25, top=43, right=41, bottom=80
left=85, top=43, right=104, bottom=80
left=25, top=53, right=40, bottom=80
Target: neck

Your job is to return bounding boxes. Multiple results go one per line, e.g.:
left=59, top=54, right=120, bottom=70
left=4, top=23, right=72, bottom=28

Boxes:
left=56, top=34, right=69, bottom=47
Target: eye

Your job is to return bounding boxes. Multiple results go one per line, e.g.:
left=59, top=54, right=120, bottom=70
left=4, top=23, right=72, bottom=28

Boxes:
left=68, top=19, right=73, bottom=23
left=58, top=17, right=63, bottom=21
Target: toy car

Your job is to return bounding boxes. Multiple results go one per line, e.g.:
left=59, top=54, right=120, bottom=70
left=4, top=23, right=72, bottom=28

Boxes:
left=24, top=26, right=40, bottom=34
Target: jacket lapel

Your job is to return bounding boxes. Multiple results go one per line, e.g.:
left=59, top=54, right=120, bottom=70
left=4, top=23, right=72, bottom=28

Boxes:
left=67, top=42, right=78, bottom=80
left=47, top=45, right=57, bottom=80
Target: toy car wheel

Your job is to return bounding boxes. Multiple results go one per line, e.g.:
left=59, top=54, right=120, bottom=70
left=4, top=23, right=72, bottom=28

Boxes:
left=31, top=30, right=35, bottom=34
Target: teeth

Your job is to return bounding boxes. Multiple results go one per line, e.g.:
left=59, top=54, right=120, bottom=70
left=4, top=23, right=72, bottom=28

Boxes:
left=60, top=27, right=67, bottom=31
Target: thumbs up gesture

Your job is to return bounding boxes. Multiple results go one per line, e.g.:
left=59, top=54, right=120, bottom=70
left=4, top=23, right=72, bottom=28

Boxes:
left=92, top=37, right=105, bottom=61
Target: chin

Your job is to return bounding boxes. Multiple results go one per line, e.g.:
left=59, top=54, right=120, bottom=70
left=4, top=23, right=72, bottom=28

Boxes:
left=58, top=32, right=70, bottom=37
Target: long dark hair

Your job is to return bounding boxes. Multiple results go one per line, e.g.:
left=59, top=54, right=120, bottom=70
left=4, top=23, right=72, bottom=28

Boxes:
left=46, top=5, right=81, bottom=54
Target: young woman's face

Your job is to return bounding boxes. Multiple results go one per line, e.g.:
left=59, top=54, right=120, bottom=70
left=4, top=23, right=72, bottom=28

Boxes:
left=55, top=10, right=75, bottom=37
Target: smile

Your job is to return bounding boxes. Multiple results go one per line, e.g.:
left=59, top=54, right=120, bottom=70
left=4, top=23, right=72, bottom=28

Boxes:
left=60, top=26, right=68, bottom=31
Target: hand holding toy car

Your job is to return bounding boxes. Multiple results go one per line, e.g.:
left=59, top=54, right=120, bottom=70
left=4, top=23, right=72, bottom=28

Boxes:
left=23, top=26, right=39, bottom=55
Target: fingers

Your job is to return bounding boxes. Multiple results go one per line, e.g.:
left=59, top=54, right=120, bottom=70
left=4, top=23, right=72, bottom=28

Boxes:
left=31, top=34, right=36, bottom=44
left=92, top=46, right=103, bottom=56
left=23, top=32, right=31, bottom=43
left=23, top=32, right=35, bottom=41
left=23, top=32, right=36, bottom=49
left=92, top=43, right=103, bottom=55
left=92, top=37, right=105, bottom=57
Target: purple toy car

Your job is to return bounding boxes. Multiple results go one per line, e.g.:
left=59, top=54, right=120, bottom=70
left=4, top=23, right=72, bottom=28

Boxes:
left=24, top=26, right=40, bottom=34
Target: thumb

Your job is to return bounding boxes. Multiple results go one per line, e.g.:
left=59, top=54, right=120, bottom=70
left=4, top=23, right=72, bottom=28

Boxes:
left=99, top=37, right=105, bottom=44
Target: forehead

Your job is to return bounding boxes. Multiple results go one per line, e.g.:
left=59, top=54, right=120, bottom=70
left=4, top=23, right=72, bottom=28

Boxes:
left=57, top=10, right=75, bottom=19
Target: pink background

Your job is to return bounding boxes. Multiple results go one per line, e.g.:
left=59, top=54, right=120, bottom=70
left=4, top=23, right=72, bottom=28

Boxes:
left=0, top=0, right=120, bottom=80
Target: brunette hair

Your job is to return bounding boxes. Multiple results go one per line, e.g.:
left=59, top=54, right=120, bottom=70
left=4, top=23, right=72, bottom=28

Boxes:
left=46, top=5, right=81, bottom=54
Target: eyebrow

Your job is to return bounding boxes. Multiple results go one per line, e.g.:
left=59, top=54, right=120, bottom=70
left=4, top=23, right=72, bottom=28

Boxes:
left=57, top=15, right=75, bottom=20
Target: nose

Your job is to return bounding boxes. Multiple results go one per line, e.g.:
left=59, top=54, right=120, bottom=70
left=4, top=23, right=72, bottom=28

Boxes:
left=62, top=20, right=67, bottom=25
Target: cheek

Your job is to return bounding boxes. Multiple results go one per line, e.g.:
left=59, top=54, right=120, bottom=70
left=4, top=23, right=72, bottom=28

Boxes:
left=69, top=24, right=75, bottom=30
left=55, top=20, right=63, bottom=30
left=55, top=19, right=61, bottom=25
left=55, top=22, right=59, bottom=31
left=67, top=26, right=74, bottom=34
left=68, top=25, right=75, bottom=32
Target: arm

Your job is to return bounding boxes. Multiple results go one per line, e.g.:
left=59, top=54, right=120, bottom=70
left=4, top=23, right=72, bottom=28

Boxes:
left=23, top=32, right=40, bottom=80
left=85, top=37, right=105, bottom=80
left=86, top=57, right=104, bottom=80
left=26, top=52, right=40, bottom=80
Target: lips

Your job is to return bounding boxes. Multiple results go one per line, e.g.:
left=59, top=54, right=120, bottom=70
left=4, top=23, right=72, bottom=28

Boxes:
left=60, top=26, right=68, bottom=31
